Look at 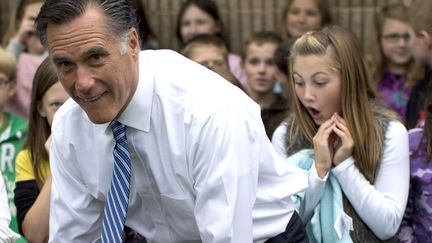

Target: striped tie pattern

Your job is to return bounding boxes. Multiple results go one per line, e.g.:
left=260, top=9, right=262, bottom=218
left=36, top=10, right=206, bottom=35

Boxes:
left=101, top=121, right=131, bottom=243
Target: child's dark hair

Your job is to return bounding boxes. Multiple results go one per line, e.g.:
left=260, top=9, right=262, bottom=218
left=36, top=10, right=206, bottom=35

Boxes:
left=26, top=56, right=58, bottom=188
left=181, top=34, right=228, bottom=60
left=175, top=0, right=224, bottom=45
left=241, top=31, right=282, bottom=61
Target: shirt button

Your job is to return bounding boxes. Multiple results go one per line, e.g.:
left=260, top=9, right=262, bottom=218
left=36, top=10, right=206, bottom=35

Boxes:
left=131, top=153, right=137, bottom=160
left=155, top=219, right=163, bottom=225
left=142, top=188, right=149, bottom=194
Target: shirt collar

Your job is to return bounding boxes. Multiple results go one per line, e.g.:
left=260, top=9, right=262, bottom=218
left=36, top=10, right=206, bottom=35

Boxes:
left=101, top=53, right=154, bottom=134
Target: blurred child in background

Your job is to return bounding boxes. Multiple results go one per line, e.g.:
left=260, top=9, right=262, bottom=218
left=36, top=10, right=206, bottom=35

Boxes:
left=0, top=48, right=28, bottom=243
left=4, top=0, right=47, bottom=118
left=14, top=57, right=69, bottom=243
left=181, top=34, right=243, bottom=90
left=242, top=31, right=289, bottom=139
left=176, top=0, right=246, bottom=84
left=368, top=3, right=422, bottom=122
left=281, top=0, right=332, bottom=42
left=398, top=0, right=432, bottom=241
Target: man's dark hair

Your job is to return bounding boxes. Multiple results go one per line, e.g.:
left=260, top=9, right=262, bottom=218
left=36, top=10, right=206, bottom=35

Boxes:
left=35, top=0, right=138, bottom=48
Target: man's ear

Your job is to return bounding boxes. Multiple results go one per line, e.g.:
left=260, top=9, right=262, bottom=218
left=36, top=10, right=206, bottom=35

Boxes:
left=128, top=27, right=140, bottom=61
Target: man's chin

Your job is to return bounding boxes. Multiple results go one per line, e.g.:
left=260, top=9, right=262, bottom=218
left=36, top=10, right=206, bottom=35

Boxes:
left=85, top=110, right=116, bottom=124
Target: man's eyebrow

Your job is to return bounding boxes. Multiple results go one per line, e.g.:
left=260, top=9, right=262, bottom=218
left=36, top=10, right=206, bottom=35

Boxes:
left=52, top=56, right=70, bottom=65
left=83, top=46, right=109, bottom=59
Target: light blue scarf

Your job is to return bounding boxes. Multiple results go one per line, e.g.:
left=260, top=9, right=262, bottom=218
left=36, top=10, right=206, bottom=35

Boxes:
left=288, top=149, right=353, bottom=243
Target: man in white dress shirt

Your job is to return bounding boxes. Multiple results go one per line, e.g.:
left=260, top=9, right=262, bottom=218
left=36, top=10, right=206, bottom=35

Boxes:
left=35, top=0, right=308, bottom=242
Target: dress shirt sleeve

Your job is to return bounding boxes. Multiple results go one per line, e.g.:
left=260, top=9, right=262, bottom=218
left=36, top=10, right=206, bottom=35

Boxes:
left=331, top=121, right=409, bottom=240
left=189, top=109, right=260, bottom=243
left=299, top=164, right=327, bottom=222
left=49, top=130, right=102, bottom=243
left=271, top=123, right=288, bottom=159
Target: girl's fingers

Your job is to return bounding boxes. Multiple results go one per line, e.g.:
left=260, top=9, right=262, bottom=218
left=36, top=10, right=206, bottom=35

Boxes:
left=334, top=113, right=348, bottom=126
left=332, top=125, right=346, bottom=140
left=333, top=124, right=354, bottom=147
left=334, top=121, right=350, bottom=135
left=315, top=118, right=334, bottom=139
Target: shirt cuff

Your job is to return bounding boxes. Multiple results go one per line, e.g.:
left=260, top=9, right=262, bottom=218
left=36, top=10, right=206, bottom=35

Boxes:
left=311, top=160, right=329, bottom=182
left=331, top=156, right=355, bottom=176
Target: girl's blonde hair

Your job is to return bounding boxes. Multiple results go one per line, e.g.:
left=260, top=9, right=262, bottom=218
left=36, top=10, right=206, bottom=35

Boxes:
left=0, top=48, right=16, bottom=81
left=288, top=25, right=398, bottom=183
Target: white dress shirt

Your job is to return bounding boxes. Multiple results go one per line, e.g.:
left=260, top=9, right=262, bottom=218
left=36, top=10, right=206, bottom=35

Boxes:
left=272, top=120, right=409, bottom=240
left=49, top=50, right=308, bottom=243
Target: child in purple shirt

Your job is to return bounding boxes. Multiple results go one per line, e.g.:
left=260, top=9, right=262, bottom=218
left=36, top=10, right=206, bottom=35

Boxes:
left=398, top=30, right=432, bottom=240
left=399, top=124, right=432, bottom=242
left=399, top=1, right=432, bottom=241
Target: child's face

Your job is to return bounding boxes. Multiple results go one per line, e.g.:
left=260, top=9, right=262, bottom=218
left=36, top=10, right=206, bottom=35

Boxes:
left=180, top=5, right=220, bottom=43
left=22, top=2, right=45, bottom=55
left=292, top=54, right=341, bottom=125
left=37, top=82, right=69, bottom=127
left=243, top=42, right=278, bottom=94
left=285, top=0, right=322, bottom=38
left=380, top=18, right=412, bottom=67
left=188, top=45, right=228, bottom=70
left=0, top=72, right=16, bottom=111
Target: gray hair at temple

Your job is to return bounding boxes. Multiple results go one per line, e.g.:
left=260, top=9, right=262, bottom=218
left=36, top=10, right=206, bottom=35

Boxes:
left=35, top=0, right=138, bottom=54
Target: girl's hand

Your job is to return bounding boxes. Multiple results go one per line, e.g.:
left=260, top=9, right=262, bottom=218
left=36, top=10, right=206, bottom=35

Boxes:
left=332, top=113, right=354, bottom=166
left=313, top=118, right=336, bottom=178
left=12, top=18, right=35, bottom=45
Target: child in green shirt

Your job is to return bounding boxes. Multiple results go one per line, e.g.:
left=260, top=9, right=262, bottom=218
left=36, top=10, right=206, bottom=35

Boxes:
left=0, top=48, right=28, bottom=242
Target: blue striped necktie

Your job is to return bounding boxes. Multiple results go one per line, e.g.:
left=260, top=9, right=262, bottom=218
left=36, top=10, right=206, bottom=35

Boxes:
left=101, top=120, right=131, bottom=243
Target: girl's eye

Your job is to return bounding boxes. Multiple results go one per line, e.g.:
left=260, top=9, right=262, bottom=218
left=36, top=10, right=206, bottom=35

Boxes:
left=315, top=81, right=327, bottom=87
left=293, top=77, right=303, bottom=86
left=306, top=10, right=319, bottom=17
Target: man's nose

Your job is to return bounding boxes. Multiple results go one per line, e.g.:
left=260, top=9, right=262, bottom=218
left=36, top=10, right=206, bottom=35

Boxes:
left=75, top=66, right=95, bottom=92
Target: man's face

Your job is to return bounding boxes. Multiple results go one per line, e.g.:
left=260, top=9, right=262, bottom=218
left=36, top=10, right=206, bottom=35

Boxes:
left=46, top=6, right=139, bottom=124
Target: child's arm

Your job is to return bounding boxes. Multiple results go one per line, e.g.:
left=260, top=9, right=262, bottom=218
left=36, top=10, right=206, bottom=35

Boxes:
left=333, top=121, right=409, bottom=240
left=21, top=175, right=51, bottom=243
